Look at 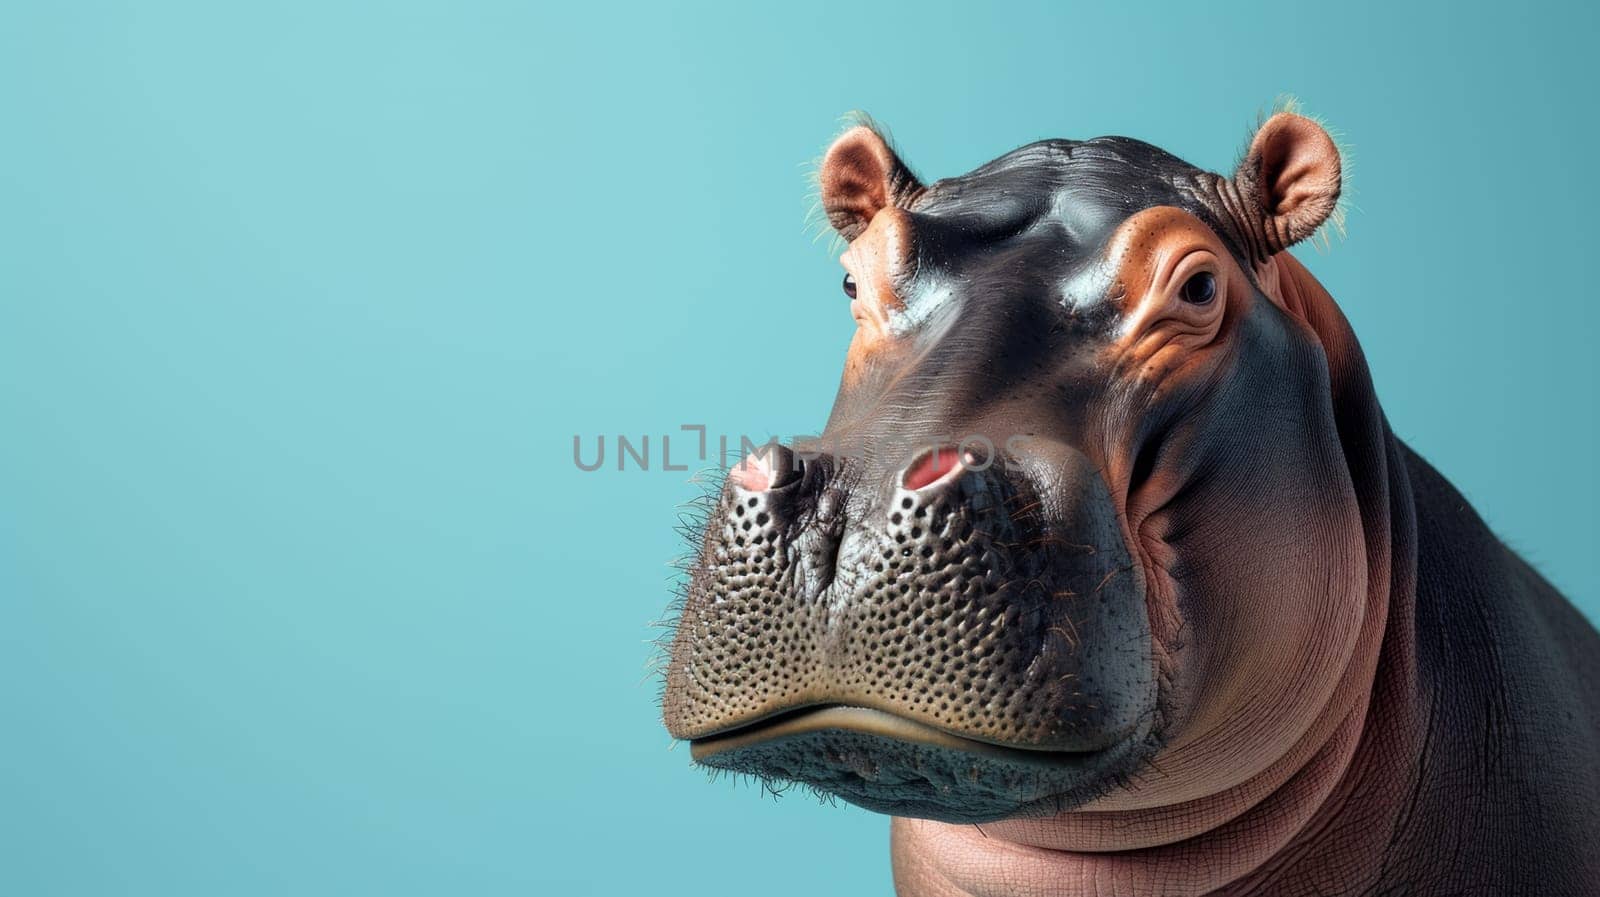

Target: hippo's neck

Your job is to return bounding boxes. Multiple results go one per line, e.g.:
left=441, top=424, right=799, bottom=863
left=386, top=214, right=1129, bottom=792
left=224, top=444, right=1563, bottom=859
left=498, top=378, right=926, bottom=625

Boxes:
left=891, top=255, right=1433, bottom=897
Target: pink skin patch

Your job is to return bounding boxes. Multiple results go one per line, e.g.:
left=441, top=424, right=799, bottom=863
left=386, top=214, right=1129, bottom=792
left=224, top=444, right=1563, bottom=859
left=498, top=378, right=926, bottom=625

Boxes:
left=729, top=450, right=774, bottom=492
left=902, top=446, right=965, bottom=491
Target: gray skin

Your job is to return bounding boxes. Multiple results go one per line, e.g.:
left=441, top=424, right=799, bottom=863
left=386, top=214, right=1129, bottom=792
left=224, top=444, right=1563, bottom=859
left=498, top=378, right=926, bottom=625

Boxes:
left=659, top=113, right=1600, bottom=895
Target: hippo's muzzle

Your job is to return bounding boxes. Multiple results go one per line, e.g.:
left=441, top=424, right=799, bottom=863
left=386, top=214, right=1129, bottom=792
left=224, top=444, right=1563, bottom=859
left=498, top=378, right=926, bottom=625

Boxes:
left=661, top=442, right=1159, bottom=823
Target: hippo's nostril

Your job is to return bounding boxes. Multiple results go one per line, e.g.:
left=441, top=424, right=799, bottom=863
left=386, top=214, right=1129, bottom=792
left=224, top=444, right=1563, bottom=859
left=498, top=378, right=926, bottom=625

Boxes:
left=902, top=445, right=965, bottom=492
left=728, top=452, right=772, bottom=492
left=730, top=443, right=800, bottom=493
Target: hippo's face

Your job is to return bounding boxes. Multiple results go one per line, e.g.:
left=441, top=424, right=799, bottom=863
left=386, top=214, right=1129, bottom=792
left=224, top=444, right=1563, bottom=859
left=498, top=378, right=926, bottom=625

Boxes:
left=661, top=113, right=1367, bottom=825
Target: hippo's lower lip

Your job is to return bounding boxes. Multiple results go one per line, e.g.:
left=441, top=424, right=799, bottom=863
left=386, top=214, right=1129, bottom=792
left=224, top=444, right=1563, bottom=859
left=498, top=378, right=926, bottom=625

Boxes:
left=690, top=706, right=1153, bottom=824
left=689, top=705, right=1119, bottom=759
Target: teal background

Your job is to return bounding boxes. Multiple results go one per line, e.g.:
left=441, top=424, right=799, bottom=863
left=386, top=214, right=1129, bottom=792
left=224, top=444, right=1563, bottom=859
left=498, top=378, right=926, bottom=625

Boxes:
left=2, top=1, right=1595, bottom=894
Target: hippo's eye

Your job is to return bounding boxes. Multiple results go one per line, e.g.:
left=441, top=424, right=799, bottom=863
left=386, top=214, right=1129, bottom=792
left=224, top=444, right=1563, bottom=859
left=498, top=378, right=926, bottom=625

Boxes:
left=1180, top=271, right=1217, bottom=305
left=842, top=273, right=858, bottom=299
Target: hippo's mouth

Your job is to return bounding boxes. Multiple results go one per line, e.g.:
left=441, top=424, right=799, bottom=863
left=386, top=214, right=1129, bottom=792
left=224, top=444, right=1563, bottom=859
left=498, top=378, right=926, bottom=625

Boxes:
left=689, top=704, right=1153, bottom=823
left=663, top=444, right=1162, bottom=823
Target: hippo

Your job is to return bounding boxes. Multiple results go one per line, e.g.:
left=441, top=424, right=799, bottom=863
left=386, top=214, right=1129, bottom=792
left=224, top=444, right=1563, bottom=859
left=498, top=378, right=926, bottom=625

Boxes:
left=658, top=109, right=1600, bottom=895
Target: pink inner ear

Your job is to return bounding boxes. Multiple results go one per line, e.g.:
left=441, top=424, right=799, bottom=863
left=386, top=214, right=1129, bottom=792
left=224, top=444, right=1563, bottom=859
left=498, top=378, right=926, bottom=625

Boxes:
left=820, top=124, right=923, bottom=242
left=903, top=447, right=961, bottom=491
left=1243, top=113, right=1341, bottom=249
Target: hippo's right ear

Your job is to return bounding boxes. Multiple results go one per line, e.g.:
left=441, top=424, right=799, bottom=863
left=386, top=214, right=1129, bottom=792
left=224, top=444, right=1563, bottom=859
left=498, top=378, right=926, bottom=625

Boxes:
left=1229, top=112, right=1342, bottom=254
left=820, top=124, right=924, bottom=242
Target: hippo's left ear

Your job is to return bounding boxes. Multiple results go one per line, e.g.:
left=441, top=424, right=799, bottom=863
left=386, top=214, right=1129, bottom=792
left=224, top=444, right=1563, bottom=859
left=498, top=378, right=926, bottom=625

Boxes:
left=820, top=123, right=924, bottom=241
left=1229, top=112, right=1342, bottom=254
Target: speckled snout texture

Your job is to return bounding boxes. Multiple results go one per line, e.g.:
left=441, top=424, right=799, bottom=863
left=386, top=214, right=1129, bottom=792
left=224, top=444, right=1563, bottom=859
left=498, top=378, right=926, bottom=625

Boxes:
left=661, top=444, right=1158, bottom=818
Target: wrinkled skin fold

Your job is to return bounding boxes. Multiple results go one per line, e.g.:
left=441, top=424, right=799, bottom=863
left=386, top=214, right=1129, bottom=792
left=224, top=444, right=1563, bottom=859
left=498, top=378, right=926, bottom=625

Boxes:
left=658, top=112, right=1600, bottom=895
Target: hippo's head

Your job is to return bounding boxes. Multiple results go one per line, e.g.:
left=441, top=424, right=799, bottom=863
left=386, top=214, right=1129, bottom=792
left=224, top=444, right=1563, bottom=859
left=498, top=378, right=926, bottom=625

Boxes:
left=660, top=112, right=1371, bottom=826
